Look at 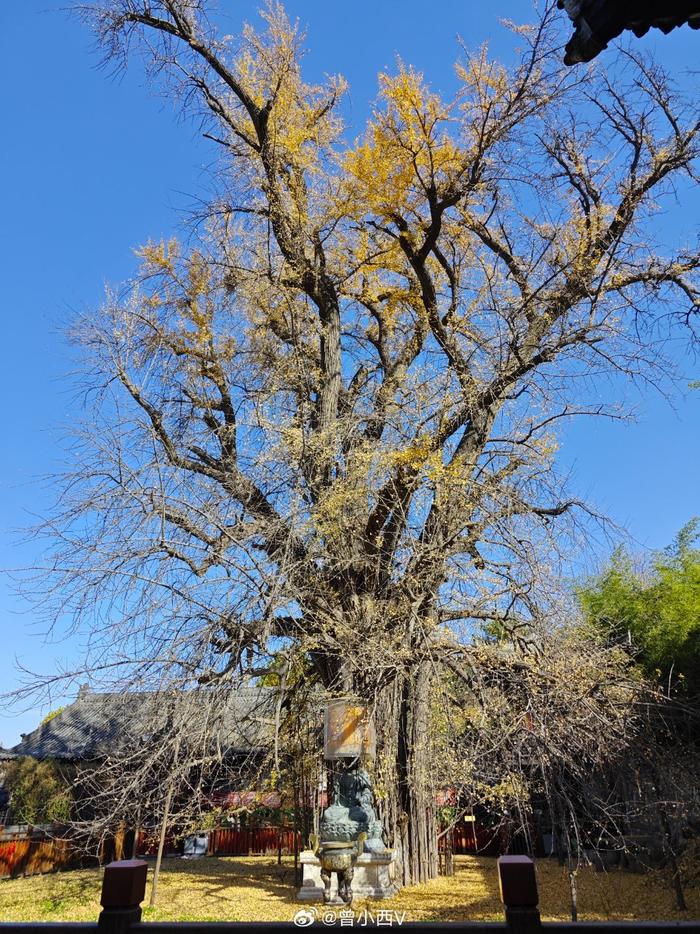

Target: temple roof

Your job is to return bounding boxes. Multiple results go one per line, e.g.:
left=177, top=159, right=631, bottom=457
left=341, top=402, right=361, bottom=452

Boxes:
left=0, top=686, right=276, bottom=762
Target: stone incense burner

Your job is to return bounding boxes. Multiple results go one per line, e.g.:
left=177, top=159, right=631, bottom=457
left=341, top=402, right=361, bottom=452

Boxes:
left=309, top=834, right=366, bottom=905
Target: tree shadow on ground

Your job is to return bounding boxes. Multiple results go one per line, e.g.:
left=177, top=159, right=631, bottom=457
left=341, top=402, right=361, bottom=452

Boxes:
left=144, top=857, right=299, bottom=910
left=143, top=856, right=506, bottom=923
left=0, top=867, right=101, bottom=920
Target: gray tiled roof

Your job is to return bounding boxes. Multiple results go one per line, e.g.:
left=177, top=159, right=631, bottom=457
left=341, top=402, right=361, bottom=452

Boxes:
left=0, top=687, right=276, bottom=761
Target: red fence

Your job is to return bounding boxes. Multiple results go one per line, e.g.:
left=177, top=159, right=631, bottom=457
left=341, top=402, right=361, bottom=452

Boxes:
left=440, top=821, right=504, bottom=857
left=133, top=826, right=299, bottom=858
left=0, top=820, right=511, bottom=879
left=0, top=831, right=78, bottom=880
left=0, top=824, right=299, bottom=879
left=208, top=827, right=299, bottom=856
left=135, top=830, right=180, bottom=859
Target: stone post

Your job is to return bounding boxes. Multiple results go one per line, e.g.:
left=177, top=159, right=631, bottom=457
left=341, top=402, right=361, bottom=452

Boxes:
left=497, top=855, right=542, bottom=933
left=98, top=859, right=148, bottom=934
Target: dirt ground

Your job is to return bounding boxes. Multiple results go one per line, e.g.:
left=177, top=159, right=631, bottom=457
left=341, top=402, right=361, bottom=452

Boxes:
left=0, top=855, right=698, bottom=923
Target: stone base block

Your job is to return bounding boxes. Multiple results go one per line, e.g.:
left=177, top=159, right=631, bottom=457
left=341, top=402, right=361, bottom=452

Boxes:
left=297, top=849, right=401, bottom=901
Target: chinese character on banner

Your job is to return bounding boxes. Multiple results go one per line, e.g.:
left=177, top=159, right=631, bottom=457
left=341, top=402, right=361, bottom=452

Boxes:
left=357, top=908, right=375, bottom=926
left=375, top=910, right=395, bottom=926
left=339, top=909, right=355, bottom=926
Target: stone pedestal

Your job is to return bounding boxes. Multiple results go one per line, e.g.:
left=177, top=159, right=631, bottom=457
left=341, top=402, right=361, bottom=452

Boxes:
left=297, top=849, right=401, bottom=902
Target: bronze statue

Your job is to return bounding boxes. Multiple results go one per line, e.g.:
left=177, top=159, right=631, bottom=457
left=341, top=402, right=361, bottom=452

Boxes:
left=310, top=760, right=386, bottom=904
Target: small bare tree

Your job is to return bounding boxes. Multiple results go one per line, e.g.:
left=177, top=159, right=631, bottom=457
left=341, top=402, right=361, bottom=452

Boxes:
left=15, top=0, right=700, bottom=884
left=431, top=623, right=648, bottom=910
left=64, top=687, right=277, bottom=901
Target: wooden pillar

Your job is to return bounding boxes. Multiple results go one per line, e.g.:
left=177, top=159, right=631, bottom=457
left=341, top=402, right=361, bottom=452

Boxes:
left=498, top=855, right=542, bottom=933
left=98, top=859, right=148, bottom=934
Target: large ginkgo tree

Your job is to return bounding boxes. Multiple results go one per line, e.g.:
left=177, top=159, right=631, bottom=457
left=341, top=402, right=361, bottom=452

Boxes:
left=35, top=0, right=700, bottom=883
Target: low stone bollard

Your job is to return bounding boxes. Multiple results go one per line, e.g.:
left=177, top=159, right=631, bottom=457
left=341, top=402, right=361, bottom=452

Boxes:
left=498, top=855, right=542, bottom=933
left=98, top=859, right=149, bottom=934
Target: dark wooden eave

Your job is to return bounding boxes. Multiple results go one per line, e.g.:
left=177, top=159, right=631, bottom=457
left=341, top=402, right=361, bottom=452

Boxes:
left=558, top=0, right=700, bottom=64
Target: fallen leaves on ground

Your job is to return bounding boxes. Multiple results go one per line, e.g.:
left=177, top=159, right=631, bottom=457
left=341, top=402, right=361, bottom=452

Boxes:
left=0, top=855, right=697, bottom=922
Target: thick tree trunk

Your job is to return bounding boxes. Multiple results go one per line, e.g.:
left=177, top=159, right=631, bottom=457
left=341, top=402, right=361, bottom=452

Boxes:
left=376, top=670, right=438, bottom=886
left=400, top=669, right=439, bottom=884
left=315, top=603, right=439, bottom=887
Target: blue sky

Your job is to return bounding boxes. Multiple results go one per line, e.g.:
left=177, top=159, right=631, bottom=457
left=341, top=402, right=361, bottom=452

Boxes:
left=1, top=2, right=698, bottom=747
